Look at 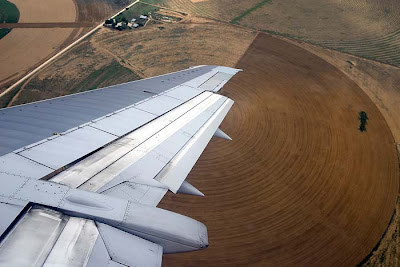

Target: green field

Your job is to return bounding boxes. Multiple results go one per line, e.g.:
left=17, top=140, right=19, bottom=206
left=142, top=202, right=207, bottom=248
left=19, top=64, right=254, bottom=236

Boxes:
left=70, top=60, right=141, bottom=93
left=0, top=0, right=20, bottom=39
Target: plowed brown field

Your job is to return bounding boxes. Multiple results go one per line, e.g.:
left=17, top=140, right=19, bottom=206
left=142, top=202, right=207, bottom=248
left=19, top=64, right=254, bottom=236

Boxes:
left=159, top=33, right=399, bottom=266
left=0, top=0, right=77, bottom=89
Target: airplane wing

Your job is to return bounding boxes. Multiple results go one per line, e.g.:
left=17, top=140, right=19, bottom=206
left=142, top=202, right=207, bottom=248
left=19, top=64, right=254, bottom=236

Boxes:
left=0, top=65, right=239, bottom=266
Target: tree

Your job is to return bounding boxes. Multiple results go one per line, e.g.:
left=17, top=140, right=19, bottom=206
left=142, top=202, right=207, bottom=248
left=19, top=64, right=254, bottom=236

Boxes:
left=359, top=111, right=368, bottom=132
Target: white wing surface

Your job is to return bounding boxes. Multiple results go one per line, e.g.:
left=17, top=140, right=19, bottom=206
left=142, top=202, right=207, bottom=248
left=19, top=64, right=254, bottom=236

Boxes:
left=0, top=65, right=239, bottom=266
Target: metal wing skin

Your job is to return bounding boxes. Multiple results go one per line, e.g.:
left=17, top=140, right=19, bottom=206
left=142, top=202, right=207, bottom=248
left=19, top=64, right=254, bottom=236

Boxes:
left=0, top=65, right=239, bottom=266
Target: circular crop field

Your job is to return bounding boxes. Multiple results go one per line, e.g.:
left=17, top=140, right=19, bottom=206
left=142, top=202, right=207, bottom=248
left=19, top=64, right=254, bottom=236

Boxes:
left=159, top=33, right=399, bottom=266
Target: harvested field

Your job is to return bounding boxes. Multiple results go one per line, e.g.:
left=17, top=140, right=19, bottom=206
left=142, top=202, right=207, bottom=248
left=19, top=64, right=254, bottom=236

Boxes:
left=0, top=0, right=77, bottom=89
left=288, top=38, right=400, bottom=144
left=93, top=17, right=256, bottom=77
left=0, top=0, right=135, bottom=94
left=0, top=0, right=19, bottom=39
left=4, top=38, right=140, bottom=106
left=236, top=0, right=400, bottom=66
left=10, top=0, right=76, bottom=23
left=159, top=33, right=399, bottom=266
left=281, top=41, right=400, bottom=265
left=143, top=0, right=400, bottom=66
left=74, top=0, right=132, bottom=22
left=142, top=0, right=261, bottom=21
left=0, top=28, right=75, bottom=89
left=5, top=17, right=256, bottom=106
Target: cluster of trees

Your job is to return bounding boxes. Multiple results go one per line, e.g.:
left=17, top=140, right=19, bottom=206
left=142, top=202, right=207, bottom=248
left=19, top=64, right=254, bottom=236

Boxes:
left=359, top=111, right=368, bottom=132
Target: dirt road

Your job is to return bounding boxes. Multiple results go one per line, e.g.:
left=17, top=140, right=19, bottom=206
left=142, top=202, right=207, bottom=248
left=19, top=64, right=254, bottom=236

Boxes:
left=0, top=23, right=97, bottom=28
left=159, top=33, right=399, bottom=266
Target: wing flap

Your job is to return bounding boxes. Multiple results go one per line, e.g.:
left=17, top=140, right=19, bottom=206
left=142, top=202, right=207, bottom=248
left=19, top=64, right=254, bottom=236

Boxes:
left=0, top=202, right=26, bottom=238
left=49, top=92, right=231, bottom=198
left=0, top=207, right=68, bottom=266
left=83, top=93, right=230, bottom=194
left=101, top=182, right=168, bottom=206
left=156, top=98, right=233, bottom=192
left=96, top=223, right=163, bottom=267
left=43, top=217, right=99, bottom=267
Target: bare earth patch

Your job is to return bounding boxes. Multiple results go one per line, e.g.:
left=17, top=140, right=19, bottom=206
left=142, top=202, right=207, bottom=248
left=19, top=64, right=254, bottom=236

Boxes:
left=0, top=28, right=74, bottom=89
left=0, top=0, right=77, bottom=89
left=288, top=38, right=400, bottom=144
left=9, top=0, right=76, bottom=23
left=281, top=37, right=400, bottom=266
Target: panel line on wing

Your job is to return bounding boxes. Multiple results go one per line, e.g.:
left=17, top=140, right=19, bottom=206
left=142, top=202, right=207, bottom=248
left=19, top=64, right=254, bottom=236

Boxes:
left=49, top=92, right=216, bottom=189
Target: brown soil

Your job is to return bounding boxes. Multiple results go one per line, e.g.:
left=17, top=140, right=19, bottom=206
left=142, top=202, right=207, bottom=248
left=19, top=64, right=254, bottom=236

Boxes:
left=0, top=0, right=77, bottom=89
left=0, top=28, right=75, bottom=89
left=158, top=33, right=399, bottom=266
left=282, top=38, right=400, bottom=266
left=10, top=0, right=76, bottom=23
left=74, top=0, right=132, bottom=22
left=287, top=39, right=400, bottom=144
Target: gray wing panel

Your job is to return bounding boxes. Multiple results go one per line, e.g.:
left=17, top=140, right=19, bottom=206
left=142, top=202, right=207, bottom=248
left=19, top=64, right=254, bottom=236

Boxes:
left=0, top=153, right=53, bottom=178
left=101, top=182, right=168, bottom=206
left=0, top=65, right=218, bottom=157
left=86, top=233, right=111, bottom=267
left=17, top=126, right=116, bottom=169
left=0, top=202, right=26, bottom=237
left=90, top=108, right=157, bottom=137
left=96, top=223, right=163, bottom=267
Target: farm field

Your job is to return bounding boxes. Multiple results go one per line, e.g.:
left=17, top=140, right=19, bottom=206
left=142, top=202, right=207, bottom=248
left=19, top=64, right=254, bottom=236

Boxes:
left=142, top=0, right=400, bottom=67
left=0, top=0, right=19, bottom=39
left=1, top=37, right=140, bottom=107
left=289, top=38, right=400, bottom=144
left=4, top=16, right=256, bottom=106
left=0, top=0, right=135, bottom=93
left=75, top=0, right=132, bottom=22
left=0, top=0, right=77, bottom=90
left=159, top=33, right=399, bottom=266
left=284, top=38, right=400, bottom=266
left=237, top=0, right=400, bottom=66
left=10, top=0, right=76, bottom=23
left=142, top=0, right=262, bottom=21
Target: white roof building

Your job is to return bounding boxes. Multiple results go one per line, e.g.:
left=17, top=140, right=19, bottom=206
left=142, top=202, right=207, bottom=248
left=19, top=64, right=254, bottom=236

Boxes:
left=140, top=15, right=148, bottom=19
left=131, top=18, right=136, bottom=22
left=133, top=23, right=139, bottom=28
